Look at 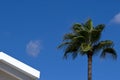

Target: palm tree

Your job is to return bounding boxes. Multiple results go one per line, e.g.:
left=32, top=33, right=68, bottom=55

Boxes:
left=58, top=19, right=117, bottom=80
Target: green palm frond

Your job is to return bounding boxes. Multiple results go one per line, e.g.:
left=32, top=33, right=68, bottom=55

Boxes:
left=93, top=40, right=113, bottom=51
left=84, top=19, right=93, bottom=31
left=78, top=30, right=89, bottom=42
left=63, top=33, right=76, bottom=40
left=72, top=23, right=84, bottom=32
left=79, top=30, right=89, bottom=36
left=80, top=43, right=92, bottom=52
left=64, top=44, right=79, bottom=59
left=72, top=36, right=86, bottom=43
left=90, top=24, right=105, bottom=43
left=58, top=42, right=71, bottom=49
left=100, top=48, right=117, bottom=59
left=91, top=30, right=101, bottom=43
left=95, top=24, right=105, bottom=31
left=98, top=40, right=113, bottom=48
left=64, top=51, right=78, bottom=59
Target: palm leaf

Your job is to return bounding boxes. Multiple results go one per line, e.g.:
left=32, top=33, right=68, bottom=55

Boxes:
left=100, top=48, right=117, bottom=59
left=93, top=40, right=113, bottom=50
left=78, top=30, right=89, bottom=41
left=63, top=33, right=76, bottom=40
left=58, top=42, right=71, bottom=49
left=95, top=24, right=105, bottom=32
left=72, top=36, right=86, bottom=43
left=64, top=44, right=78, bottom=59
left=84, top=19, right=93, bottom=31
left=72, top=23, right=84, bottom=31
left=92, top=40, right=114, bottom=55
left=91, top=30, right=101, bottom=43
left=80, top=43, right=92, bottom=52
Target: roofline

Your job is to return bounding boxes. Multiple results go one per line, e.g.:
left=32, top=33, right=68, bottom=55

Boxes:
left=0, top=52, right=40, bottom=79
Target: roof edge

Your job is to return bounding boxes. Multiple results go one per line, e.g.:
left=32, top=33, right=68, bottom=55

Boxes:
left=0, top=52, right=40, bottom=79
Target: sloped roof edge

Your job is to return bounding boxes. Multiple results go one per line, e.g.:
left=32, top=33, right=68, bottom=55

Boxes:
left=0, top=52, right=40, bottom=79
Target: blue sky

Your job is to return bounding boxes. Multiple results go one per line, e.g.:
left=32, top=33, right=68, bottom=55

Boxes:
left=0, top=0, right=120, bottom=80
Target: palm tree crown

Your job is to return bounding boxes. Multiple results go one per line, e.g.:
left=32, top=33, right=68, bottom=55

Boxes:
left=58, top=19, right=117, bottom=59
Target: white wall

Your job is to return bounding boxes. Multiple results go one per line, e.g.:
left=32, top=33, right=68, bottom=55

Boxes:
left=0, top=61, right=36, bottom=80
left=0, top=69, right=19, bottom=80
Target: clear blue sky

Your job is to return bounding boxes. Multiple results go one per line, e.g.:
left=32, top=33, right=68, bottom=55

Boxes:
left=0, top=0, right=120, bottom=80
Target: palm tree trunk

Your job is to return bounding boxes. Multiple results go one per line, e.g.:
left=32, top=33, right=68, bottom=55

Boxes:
left=88, top=54, right=92, bottom=80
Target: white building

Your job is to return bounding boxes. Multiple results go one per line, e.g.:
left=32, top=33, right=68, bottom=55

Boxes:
left=0, top=52, right=40, bottom=80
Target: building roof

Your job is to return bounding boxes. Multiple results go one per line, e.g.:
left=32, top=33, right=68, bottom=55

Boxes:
left=0, top=52, right=40, bottom=79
